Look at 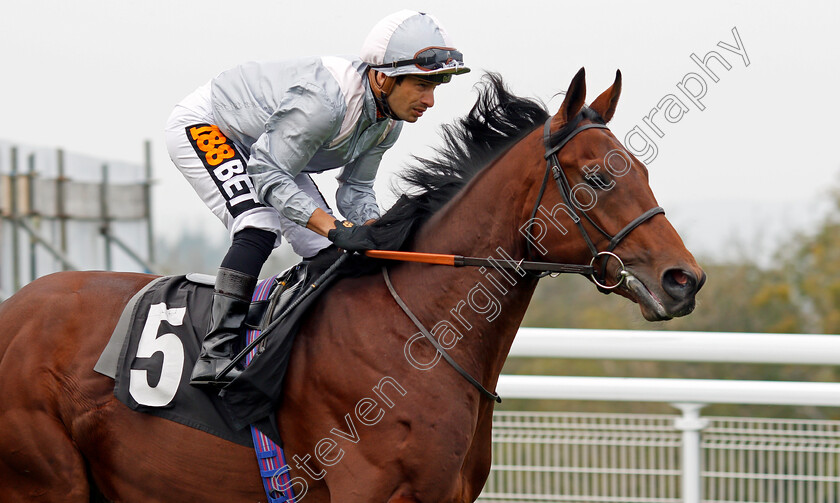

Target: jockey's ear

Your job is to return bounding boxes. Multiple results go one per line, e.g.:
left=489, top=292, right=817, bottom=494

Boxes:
left=552, top=67, right=586, bottom=130
left=589, top=70, right=622, bottom=123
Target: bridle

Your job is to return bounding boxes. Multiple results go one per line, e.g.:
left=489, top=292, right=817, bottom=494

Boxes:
left=376, top=108, right=666, bottom=404
left=525, top=109, right=664, bottom=291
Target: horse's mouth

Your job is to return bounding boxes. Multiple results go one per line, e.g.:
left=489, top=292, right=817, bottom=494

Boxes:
left=622, top=272, right=672, bottom=321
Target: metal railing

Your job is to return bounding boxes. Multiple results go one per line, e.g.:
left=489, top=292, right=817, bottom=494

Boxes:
left=1, top=141, right=156, bottom=295
left=481, top=411, right=840, bottom=503
left=479, top=328, right=840, bottom=503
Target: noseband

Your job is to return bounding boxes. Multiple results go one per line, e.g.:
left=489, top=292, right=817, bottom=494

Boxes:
left=526, top=110, right=664, bottom=290
left=378, top=109, right=665, bottom=404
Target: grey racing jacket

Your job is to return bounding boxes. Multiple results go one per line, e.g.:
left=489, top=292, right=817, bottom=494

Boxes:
left=210, top=56, right=402, bottom=226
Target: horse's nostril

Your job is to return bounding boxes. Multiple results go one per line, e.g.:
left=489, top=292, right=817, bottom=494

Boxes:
left=671, top=270, right=690, bottom=286
left=662, top=268, right=697, bottom=299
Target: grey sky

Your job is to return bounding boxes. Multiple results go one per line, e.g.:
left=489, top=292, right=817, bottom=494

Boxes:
left=2, top=0, right=838, bottom=261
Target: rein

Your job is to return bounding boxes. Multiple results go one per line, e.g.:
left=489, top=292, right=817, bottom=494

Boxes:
left=365, top=250, right=591, bottom=275
left=377, top=109, right=664, bottom=402
left=382, top=267, right=501, bottom=403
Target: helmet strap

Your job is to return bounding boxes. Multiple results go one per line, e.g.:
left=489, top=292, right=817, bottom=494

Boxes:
left=368, top=69, right=401, bottom=121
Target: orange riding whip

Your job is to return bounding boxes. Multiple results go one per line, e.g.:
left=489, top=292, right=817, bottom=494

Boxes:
left=363, top=249, right=592, bottom=275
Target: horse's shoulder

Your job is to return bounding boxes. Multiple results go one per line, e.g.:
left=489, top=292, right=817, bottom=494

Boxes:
left=313, top=271, right=385, bottom=313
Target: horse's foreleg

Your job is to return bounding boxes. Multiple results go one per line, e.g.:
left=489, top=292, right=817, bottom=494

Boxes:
left=0, top=410, right=90, bottom=502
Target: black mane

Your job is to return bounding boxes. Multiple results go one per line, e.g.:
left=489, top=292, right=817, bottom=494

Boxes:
left=369, top=73, right=550, bottom=251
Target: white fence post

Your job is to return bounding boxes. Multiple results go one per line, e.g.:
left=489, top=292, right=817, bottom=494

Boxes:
left=672, top=403, right=710, bottom=503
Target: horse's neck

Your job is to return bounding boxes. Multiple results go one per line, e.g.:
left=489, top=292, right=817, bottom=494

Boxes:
left=390, top=134, right=544, bottom=384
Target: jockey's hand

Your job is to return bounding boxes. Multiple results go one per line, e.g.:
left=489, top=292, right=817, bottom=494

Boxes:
left=327, top=220, right=378, bottom=251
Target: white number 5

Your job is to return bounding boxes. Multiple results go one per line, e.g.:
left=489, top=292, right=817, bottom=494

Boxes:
left=129, top=302, right=186, bottom=407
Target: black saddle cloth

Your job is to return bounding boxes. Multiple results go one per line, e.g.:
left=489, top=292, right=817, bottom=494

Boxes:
left=99, top=249, right=346, bottom=446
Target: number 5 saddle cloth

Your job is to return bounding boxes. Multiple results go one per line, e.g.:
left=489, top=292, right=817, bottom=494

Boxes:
left=94, top=268, right=326, bottom=447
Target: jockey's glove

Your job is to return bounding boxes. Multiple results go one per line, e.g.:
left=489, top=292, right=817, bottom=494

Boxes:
left=327, top=220, right=378, bottom=251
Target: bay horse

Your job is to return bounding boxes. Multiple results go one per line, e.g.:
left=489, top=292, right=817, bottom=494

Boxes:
left=0, top=69, right=704, bottom=502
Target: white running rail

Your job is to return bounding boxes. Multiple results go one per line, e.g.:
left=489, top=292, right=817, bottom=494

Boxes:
left=481, top=328, right=840, bottom=503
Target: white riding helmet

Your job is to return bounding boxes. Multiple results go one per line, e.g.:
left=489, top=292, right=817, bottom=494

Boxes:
left=361, top=10, right=470, bottom=83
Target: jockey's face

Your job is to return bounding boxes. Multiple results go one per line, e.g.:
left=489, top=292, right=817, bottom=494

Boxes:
left=387, top=76, right=440, bottom=123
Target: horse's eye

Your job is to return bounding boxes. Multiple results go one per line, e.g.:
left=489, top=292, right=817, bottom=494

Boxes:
left=586, top=173, right=612, bottom=190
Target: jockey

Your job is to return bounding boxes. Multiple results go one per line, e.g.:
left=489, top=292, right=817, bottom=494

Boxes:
left=164, top=10, right=470, bottom=388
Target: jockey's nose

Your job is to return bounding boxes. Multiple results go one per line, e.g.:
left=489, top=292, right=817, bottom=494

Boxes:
left=421, top=88, right=435, bottom=108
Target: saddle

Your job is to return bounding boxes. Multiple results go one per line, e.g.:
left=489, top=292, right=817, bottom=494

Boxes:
left=94, top=247, right=346, bottom=446
left=242, top=260, right=310, bottom=354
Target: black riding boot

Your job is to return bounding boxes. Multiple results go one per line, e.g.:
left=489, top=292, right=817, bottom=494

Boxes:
left=189, top=267, right=258, bottom=388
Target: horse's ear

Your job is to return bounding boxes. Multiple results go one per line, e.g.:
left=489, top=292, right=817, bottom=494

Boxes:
left=552, top=67, right=586, bottom=129
left=589, top=69, right=622, bottom=123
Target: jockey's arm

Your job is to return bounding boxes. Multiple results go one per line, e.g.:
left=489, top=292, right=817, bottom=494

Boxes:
left=329, top=122, right=402, bottom=233
left=306, top=209, right=376, bottom=237
left=247, top=85, right=341, bottom=227
left=306, top=208, right=340, bottom=237
left=248, top=85, right=399, bottom=239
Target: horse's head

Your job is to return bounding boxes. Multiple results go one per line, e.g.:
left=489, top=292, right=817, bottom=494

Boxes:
left=531, top=68, right=705, bottom=321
